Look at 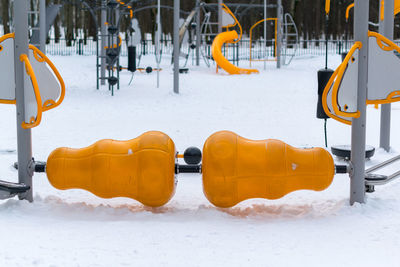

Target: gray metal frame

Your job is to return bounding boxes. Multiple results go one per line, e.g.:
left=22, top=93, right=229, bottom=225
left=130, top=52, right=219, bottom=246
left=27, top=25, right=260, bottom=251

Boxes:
left=379, top=0, right=394, bottom=152
left=14, top=0, right=34, bottom=202
left=276, top=0, right=282, bottom=68
left=350, top=0, right=369, bottom=204
left=173, top=0, right=179, bottom=94
left=39, top=0, right=46, bottom=54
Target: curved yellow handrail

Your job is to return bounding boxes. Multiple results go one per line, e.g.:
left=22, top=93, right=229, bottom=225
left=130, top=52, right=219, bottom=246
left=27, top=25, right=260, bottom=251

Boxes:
left=0, top=33, right=16, bottom=105
left=104, top=35, right=122, bottom=49
left=249, top=18, right=278, bottom=66
left=369, top=30, right=400, bottom=53
left=348, top=0, right=400, bottom=22
left=321, top=67, right=352, bottom=125
left=345, top=3, right=354, bottom=21
left=331, top=41, right=362, bottom=119
left=28, top=45, right=65, bottom=111
left=221, top=3, right=242, bottom=44
left=20, top=54, right=42, bottom=129
left=381, top=0, right=400, bottom=20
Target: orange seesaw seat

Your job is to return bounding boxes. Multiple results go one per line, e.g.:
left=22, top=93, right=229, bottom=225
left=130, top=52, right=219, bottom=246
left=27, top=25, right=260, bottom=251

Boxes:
left=46, top=131, right=176, bottom=207
left=202, top=131, right=335, bottom=208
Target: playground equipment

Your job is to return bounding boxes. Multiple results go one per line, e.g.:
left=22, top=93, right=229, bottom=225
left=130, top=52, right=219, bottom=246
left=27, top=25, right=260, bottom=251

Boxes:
left=211, top=4, right=259, bottom=75
left=1, top=0, right=400, bottom=211
left=320, top=0, right=400, bottom=197
left=0, top=33, right=65, bottom=128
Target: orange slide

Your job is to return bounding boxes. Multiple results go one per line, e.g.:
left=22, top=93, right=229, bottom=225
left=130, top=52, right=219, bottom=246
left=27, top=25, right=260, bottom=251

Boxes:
left=211, top=30, right=259, bottom=75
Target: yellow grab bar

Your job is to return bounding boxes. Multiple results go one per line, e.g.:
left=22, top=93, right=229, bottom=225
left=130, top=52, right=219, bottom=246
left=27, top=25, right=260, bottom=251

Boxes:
left=321, top=67, right=352, bottom=125
left=345, top=3, right=354, bottom=21
left=20, top=54, right=42, bottom=129
left=330, top=41, right=362, bottom=120
left=325, top=0, right=331, bottom=15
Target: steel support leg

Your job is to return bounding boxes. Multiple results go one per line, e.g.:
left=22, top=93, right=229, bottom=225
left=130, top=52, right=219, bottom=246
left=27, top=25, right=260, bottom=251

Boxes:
left=350, top=0, right=369, bottom=205
left=14, top=0, right=33, bottom=202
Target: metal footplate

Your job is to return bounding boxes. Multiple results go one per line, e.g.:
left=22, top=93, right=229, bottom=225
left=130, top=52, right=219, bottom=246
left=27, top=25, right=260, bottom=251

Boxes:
left=0, top=180, right=30, bottom=199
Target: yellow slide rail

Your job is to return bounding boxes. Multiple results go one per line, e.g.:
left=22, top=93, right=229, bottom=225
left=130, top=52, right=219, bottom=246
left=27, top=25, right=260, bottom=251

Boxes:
left=249, top=18, right=278, bottom=67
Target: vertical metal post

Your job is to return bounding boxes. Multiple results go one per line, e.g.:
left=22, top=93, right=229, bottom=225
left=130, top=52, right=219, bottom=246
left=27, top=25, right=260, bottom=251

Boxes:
left=276, top=0, right=282, bottom=68
left=218, top=0, right=223, bottom=34
left=156, top=0, right=161, bottom=88
left=101, top=1, right=106, bottom=86
left=379, top=0, right=393, bottom=152
left=39, top=0, right=46, bottom=54
left=14, top=0, right=33, bottom=202
left=350, top=0, right=369, bottom=205
left=264, top=0, right=267, bottom=70
left=116, top=7, right=120, bottom=91
left=173, top=0, right=179, bottom=94
left=196, top=0, right=201, bottom=66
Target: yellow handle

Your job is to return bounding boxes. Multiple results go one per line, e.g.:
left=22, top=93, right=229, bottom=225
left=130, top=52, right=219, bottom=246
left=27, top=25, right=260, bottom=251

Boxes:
left=29, top=44, right=65, bottom=111
left=46, top=131, right=177, bottom=207
left=331, top=41, right=362, bottom=120
left=345, top=3, right=354, bottom=21
left=325, top=0, right=331, bottom=15
left=20, top=54, right=43, bottom=129
left=202, top=131, right=335, bottom=208
left=321, top=67, right=352, bottom=125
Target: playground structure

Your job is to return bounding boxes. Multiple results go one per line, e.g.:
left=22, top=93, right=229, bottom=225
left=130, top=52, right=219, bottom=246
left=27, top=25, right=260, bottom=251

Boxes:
left=211, top=4, right=259, bottom=75
left=201, top=0, right=298, bottom=72
left=1, top=0, right=400, bottom=209
left=91, top=0, right=300, bottom=93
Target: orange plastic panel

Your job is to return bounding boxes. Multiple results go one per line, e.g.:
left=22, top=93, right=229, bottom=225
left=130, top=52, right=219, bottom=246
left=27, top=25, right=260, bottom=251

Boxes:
left=202, top=131, right=335, bottom=208
left=46, top=131, right=176, bottom=207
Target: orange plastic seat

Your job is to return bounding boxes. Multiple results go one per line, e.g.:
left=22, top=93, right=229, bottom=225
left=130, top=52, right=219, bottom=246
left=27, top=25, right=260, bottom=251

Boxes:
left=202, top=131, right=335, bottom=208
left=46, top=131, right=176, bottom=207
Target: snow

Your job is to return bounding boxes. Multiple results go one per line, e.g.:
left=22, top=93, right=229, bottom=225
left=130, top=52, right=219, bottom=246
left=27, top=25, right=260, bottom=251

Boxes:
left=0, top=53, right=400, bottom=266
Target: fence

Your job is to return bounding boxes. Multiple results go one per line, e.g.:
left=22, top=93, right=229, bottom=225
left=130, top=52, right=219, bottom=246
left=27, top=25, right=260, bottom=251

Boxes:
left=47, top=38, right=399, bottom=60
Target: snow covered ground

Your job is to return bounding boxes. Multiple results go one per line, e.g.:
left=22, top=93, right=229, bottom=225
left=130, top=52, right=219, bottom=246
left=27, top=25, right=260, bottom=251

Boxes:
left=0, top=54, right=400, bottom=266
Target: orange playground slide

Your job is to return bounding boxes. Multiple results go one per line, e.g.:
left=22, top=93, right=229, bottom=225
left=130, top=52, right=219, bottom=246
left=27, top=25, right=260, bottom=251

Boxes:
left=211, top=30, right=259, bottom=75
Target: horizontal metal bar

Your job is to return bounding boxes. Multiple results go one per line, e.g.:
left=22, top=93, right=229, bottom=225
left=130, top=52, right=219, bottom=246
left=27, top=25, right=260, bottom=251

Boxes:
left=365, top=171, right=400, bottom=186
left=366, top=155, right=400, bottom=173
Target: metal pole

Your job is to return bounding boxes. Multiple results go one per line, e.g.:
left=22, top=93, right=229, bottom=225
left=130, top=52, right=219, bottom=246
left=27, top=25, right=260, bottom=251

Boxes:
left=196, top=0, right=201, bottom=66
left=379, top=0, right=393, bottom=152
left=350, top=0, right=369, bottom=205
left=101, top=1, right=106, bottom=86
left=276, top=0, right=282, bottom=68
left=218, top=0, right=223, bottom=34
left=156, top=0, right=160, bottom=88
left=14, top=0, right=33, bottom=202
left=116, top=8, right=120, bottom=91
left=173, top=0, right=179, bottom=94
left=325, top=14, right=329, bottom=69
left=264, top=0, right=267, bottom=70
left=39, top=0, right=46, bottom=54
